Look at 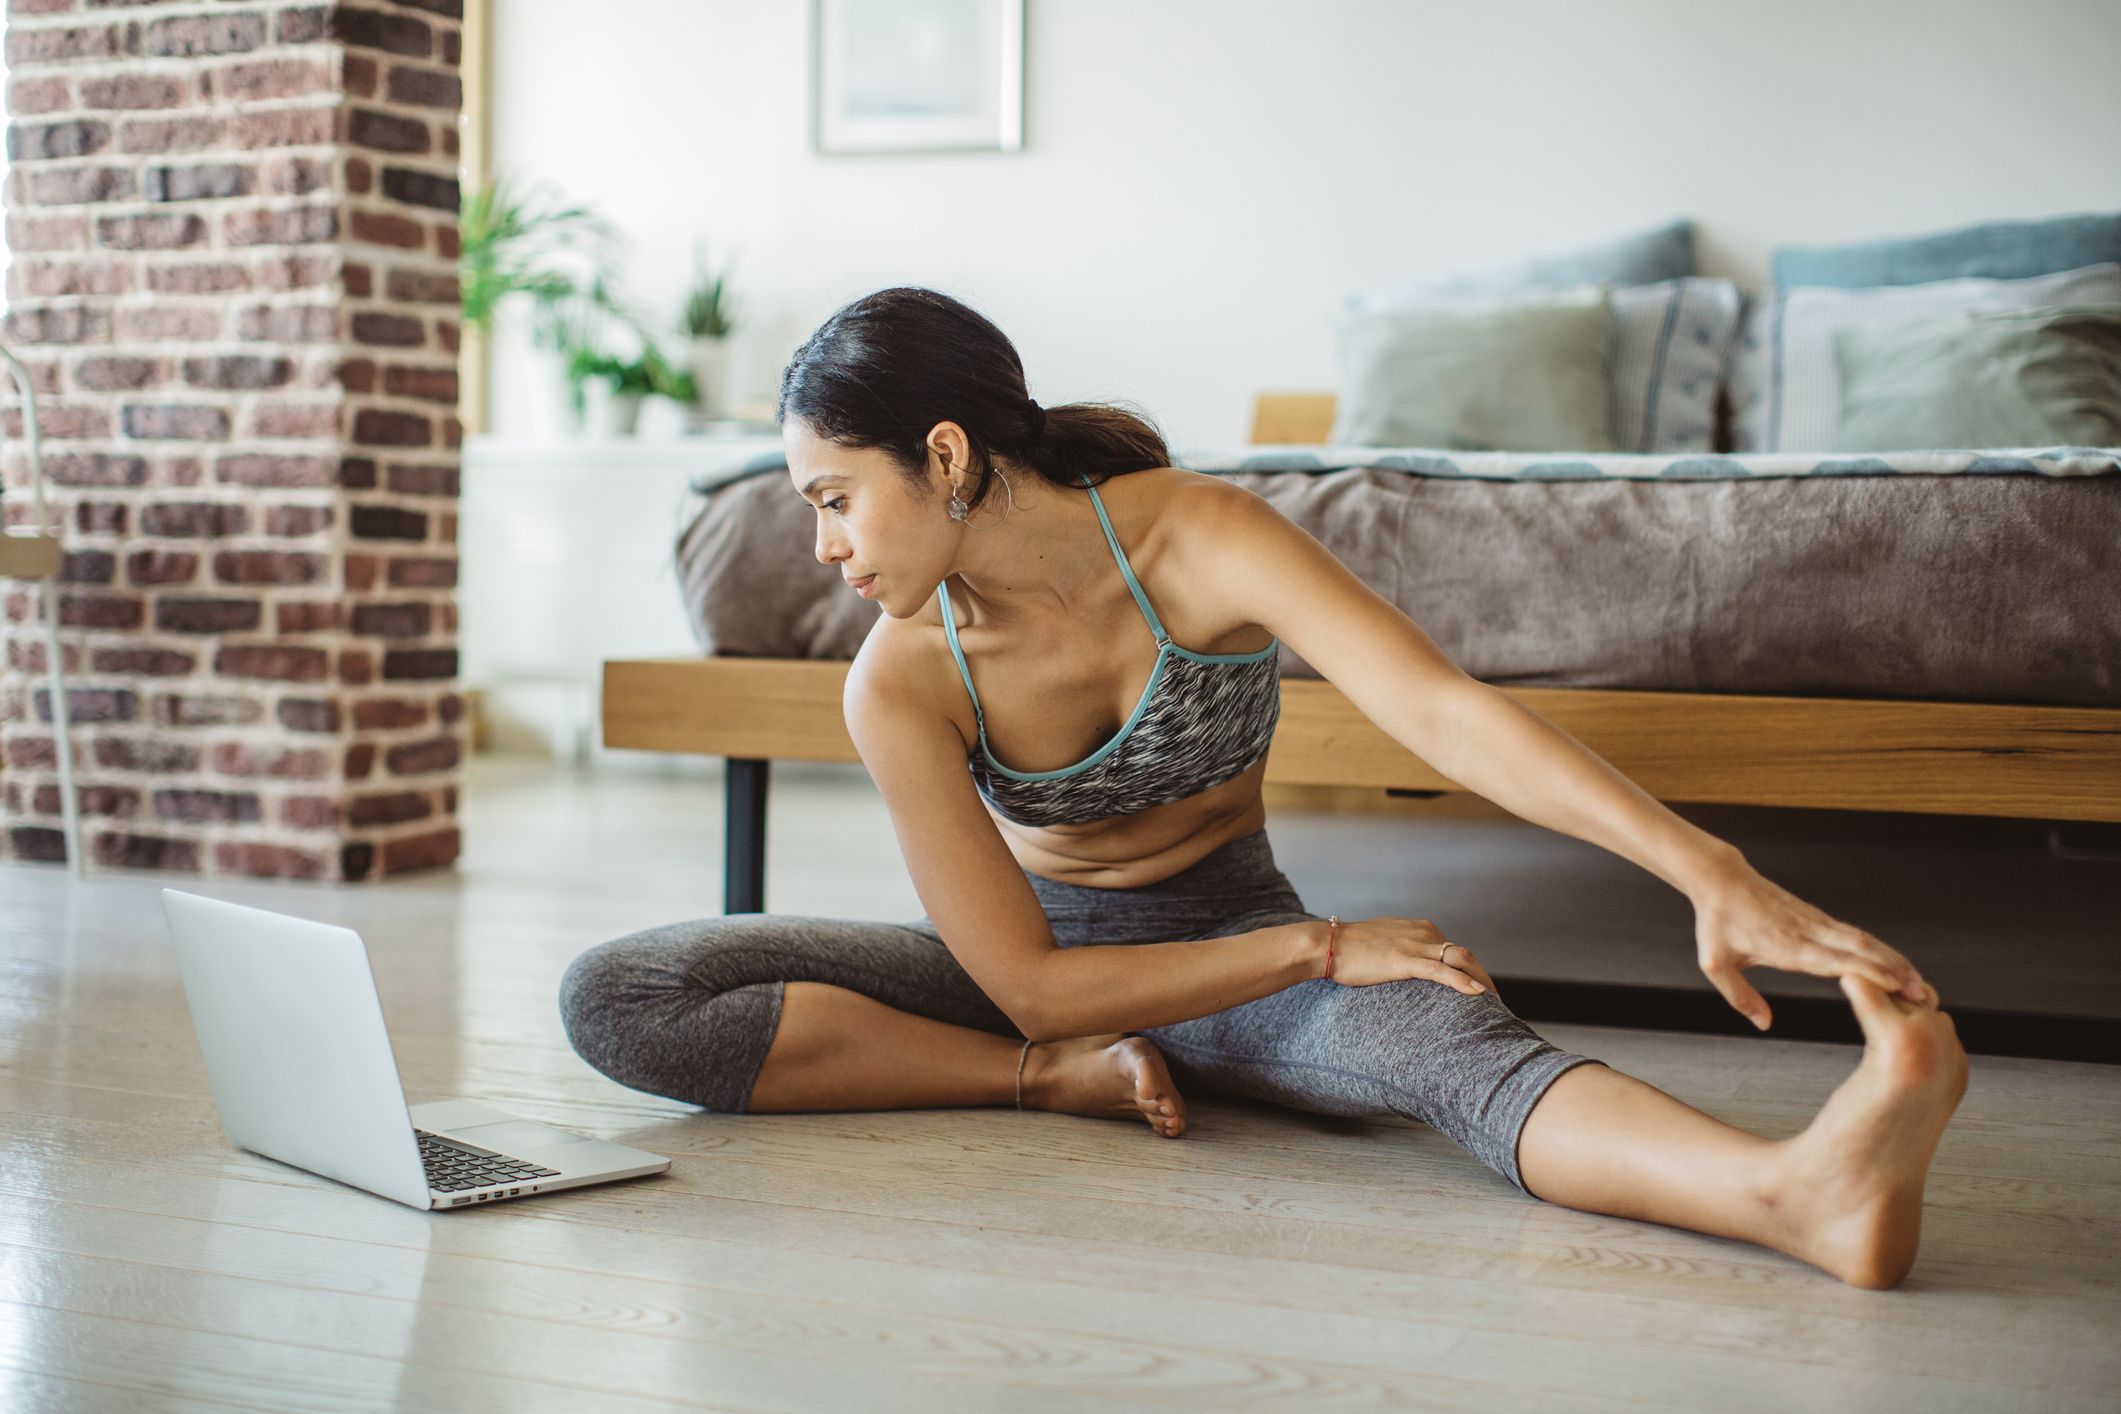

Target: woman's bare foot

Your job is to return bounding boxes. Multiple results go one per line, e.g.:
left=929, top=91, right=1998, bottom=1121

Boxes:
left=1020, top=1033, right=1187, bottom=1137
left=1761, top=974, right=1969, bottom=1288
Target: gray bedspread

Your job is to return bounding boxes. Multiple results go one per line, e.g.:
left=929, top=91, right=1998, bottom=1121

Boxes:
left=674, top=460, right=2121, bottom=708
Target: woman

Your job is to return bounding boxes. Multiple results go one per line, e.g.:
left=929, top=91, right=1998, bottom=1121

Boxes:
left=561, top=287, right=1967, bottom=1289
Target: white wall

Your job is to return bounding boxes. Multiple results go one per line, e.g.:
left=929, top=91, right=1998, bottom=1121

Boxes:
left=487, top=0, right=2121, bottom=450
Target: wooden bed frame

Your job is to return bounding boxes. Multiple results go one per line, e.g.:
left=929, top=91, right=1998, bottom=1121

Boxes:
left=599, top=394, right=2121, bottom=1063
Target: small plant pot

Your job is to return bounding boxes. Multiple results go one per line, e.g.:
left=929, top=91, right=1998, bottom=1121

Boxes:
left=603, top=391, right=645, bottom=437
left=689, top=336, right=731, bottom=419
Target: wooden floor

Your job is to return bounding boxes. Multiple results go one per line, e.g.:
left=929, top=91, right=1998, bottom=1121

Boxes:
left=2, top=754, right=2117, bottom=1411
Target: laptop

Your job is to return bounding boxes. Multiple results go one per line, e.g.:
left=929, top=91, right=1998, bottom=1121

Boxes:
left=161, top=888, right=671, bottom=1210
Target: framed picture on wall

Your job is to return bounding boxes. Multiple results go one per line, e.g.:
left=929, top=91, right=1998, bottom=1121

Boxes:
left=812, top=0, right=1026, bottom=155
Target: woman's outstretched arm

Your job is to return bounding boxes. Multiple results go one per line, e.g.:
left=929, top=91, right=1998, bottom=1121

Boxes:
left=1190, top=482, right=1931, bottom=1027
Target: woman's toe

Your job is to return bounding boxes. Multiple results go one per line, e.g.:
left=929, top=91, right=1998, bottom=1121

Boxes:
left=1118, top=1039, right=1187, bottom=1136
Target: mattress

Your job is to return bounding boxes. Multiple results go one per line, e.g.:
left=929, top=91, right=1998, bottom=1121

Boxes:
left=674, top=446, right=2121, bottom=708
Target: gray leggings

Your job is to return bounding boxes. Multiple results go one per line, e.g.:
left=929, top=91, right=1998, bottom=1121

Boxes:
left=558, top=826, right=1604, bottom=1196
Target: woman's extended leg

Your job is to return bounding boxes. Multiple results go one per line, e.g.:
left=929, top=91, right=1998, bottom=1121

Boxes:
left=1514, top=972, right=1968, bottom=1289
left=1144, top=901, right=1968, bottom=1289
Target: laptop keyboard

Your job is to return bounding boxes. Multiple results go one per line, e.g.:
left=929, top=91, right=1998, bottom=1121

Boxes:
left=416, top=1128, right=563, bottom=1192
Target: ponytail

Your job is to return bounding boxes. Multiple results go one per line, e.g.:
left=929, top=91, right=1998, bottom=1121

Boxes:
left=777, top=286, right=1170, bottom=517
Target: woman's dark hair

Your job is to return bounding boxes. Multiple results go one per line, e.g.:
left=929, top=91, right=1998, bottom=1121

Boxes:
left=776, top=286, right=1170, bottom=517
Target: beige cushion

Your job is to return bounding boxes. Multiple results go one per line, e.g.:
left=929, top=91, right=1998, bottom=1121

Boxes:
left=1328, top=285, right=1617, bottom=452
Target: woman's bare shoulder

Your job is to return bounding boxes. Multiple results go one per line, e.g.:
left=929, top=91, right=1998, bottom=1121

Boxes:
left=1137, top=467, right=1279, bottom=566
left=852, top=591, right=975, bottom=751
left=1101, top=465, right=1244, bottom=545
left=1116, top=464, right=1226, bottom=503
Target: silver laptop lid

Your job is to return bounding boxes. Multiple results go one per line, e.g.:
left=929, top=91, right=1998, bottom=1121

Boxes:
left=161, top=889, right=431, bottom=1208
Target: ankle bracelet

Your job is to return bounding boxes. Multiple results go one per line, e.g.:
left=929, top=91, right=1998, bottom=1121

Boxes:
left=1014, top=1039, right=1033, bottom=1109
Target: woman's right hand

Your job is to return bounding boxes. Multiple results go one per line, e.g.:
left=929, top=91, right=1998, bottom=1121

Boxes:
left=1318, top=916, right=1498, bottom=998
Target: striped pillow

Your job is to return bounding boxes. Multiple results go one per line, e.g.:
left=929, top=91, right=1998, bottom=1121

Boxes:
left=1346, top=276, right=1739, bottom=453
left=1607, top=278, right=1740, bottom=454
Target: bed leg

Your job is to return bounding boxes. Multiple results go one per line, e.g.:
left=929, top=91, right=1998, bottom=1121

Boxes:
left=725, top=757, right=770, bottom=913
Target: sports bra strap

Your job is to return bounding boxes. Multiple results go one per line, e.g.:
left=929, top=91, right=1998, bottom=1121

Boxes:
left=1076, top=471, right=1170, bottom=644
left=939, top=475, right=1168, bottom=732
left=936, top=581, right=985, bottom=726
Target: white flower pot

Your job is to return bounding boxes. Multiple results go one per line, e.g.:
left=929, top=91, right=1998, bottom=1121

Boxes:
left=689, top=336, right=732, bottom=418
left=603, top=391, right=645, bottom=437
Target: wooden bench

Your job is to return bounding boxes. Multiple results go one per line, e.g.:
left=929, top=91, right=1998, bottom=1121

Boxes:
left=599, top=397, right=2121, bottom=1062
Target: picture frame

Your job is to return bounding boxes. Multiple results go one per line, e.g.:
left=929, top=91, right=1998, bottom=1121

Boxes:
left=811, top=0, right=1026, bottom=155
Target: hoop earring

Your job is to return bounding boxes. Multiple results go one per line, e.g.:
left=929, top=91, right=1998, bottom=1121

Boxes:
left=947, top=468, right=1013, bottom=524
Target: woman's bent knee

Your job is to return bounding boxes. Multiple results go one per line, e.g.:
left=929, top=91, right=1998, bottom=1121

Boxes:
left=556, top=930, right=784, bottom=1113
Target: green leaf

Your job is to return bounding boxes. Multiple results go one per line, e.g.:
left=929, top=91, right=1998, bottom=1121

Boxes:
left=460, top=172, right=641, bottom=350
left=678, top=241, right=740, bottom=338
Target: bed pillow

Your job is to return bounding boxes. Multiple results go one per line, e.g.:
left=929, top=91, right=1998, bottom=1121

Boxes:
left=1328, top=285, right=1618, bottom=452
left=1830, top=306, right=2121, bottom=451
left=1772, top=210, right=2121, bottom=289
left=1352, top=276, right=1737, bottom=454
left=1727, top=262, right=2121, bottom=452
left=1598, top=278, right=1737, bottom=453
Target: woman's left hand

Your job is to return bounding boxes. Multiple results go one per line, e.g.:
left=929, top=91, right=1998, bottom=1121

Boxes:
left=1692, top=864, right=1930, bottom=1030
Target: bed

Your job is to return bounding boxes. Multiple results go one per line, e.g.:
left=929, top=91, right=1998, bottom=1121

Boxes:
left=668, top=420, right=2121, bottom=710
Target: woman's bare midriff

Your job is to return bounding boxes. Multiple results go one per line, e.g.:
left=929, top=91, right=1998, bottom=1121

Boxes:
left=901, top=467, right=1275, bottom=891
left=993, top=758, right=1270, bottom=889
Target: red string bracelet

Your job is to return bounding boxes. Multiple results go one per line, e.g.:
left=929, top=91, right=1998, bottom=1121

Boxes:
left=1324, top=914, right=1340, bottom=982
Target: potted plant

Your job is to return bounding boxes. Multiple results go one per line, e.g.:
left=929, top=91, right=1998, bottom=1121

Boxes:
left=459, top=175, right=614, bottom=332
left=460, top=175, right=648, bottom=434
left=568, top=342, right=699, bottom=437
left=679, top=243, right=740, bottom=418
left=647, top=345, right=699, bottom=412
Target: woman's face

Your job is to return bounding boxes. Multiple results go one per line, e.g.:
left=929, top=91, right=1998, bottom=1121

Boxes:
left=785, top=417, right=958, bottom=617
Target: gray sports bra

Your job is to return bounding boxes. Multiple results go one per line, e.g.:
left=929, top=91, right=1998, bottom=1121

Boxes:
left=937, top=472, right=1281, bottom=828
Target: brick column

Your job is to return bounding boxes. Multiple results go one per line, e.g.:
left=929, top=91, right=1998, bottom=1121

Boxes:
left=0, top=1, right=465, bottom=881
